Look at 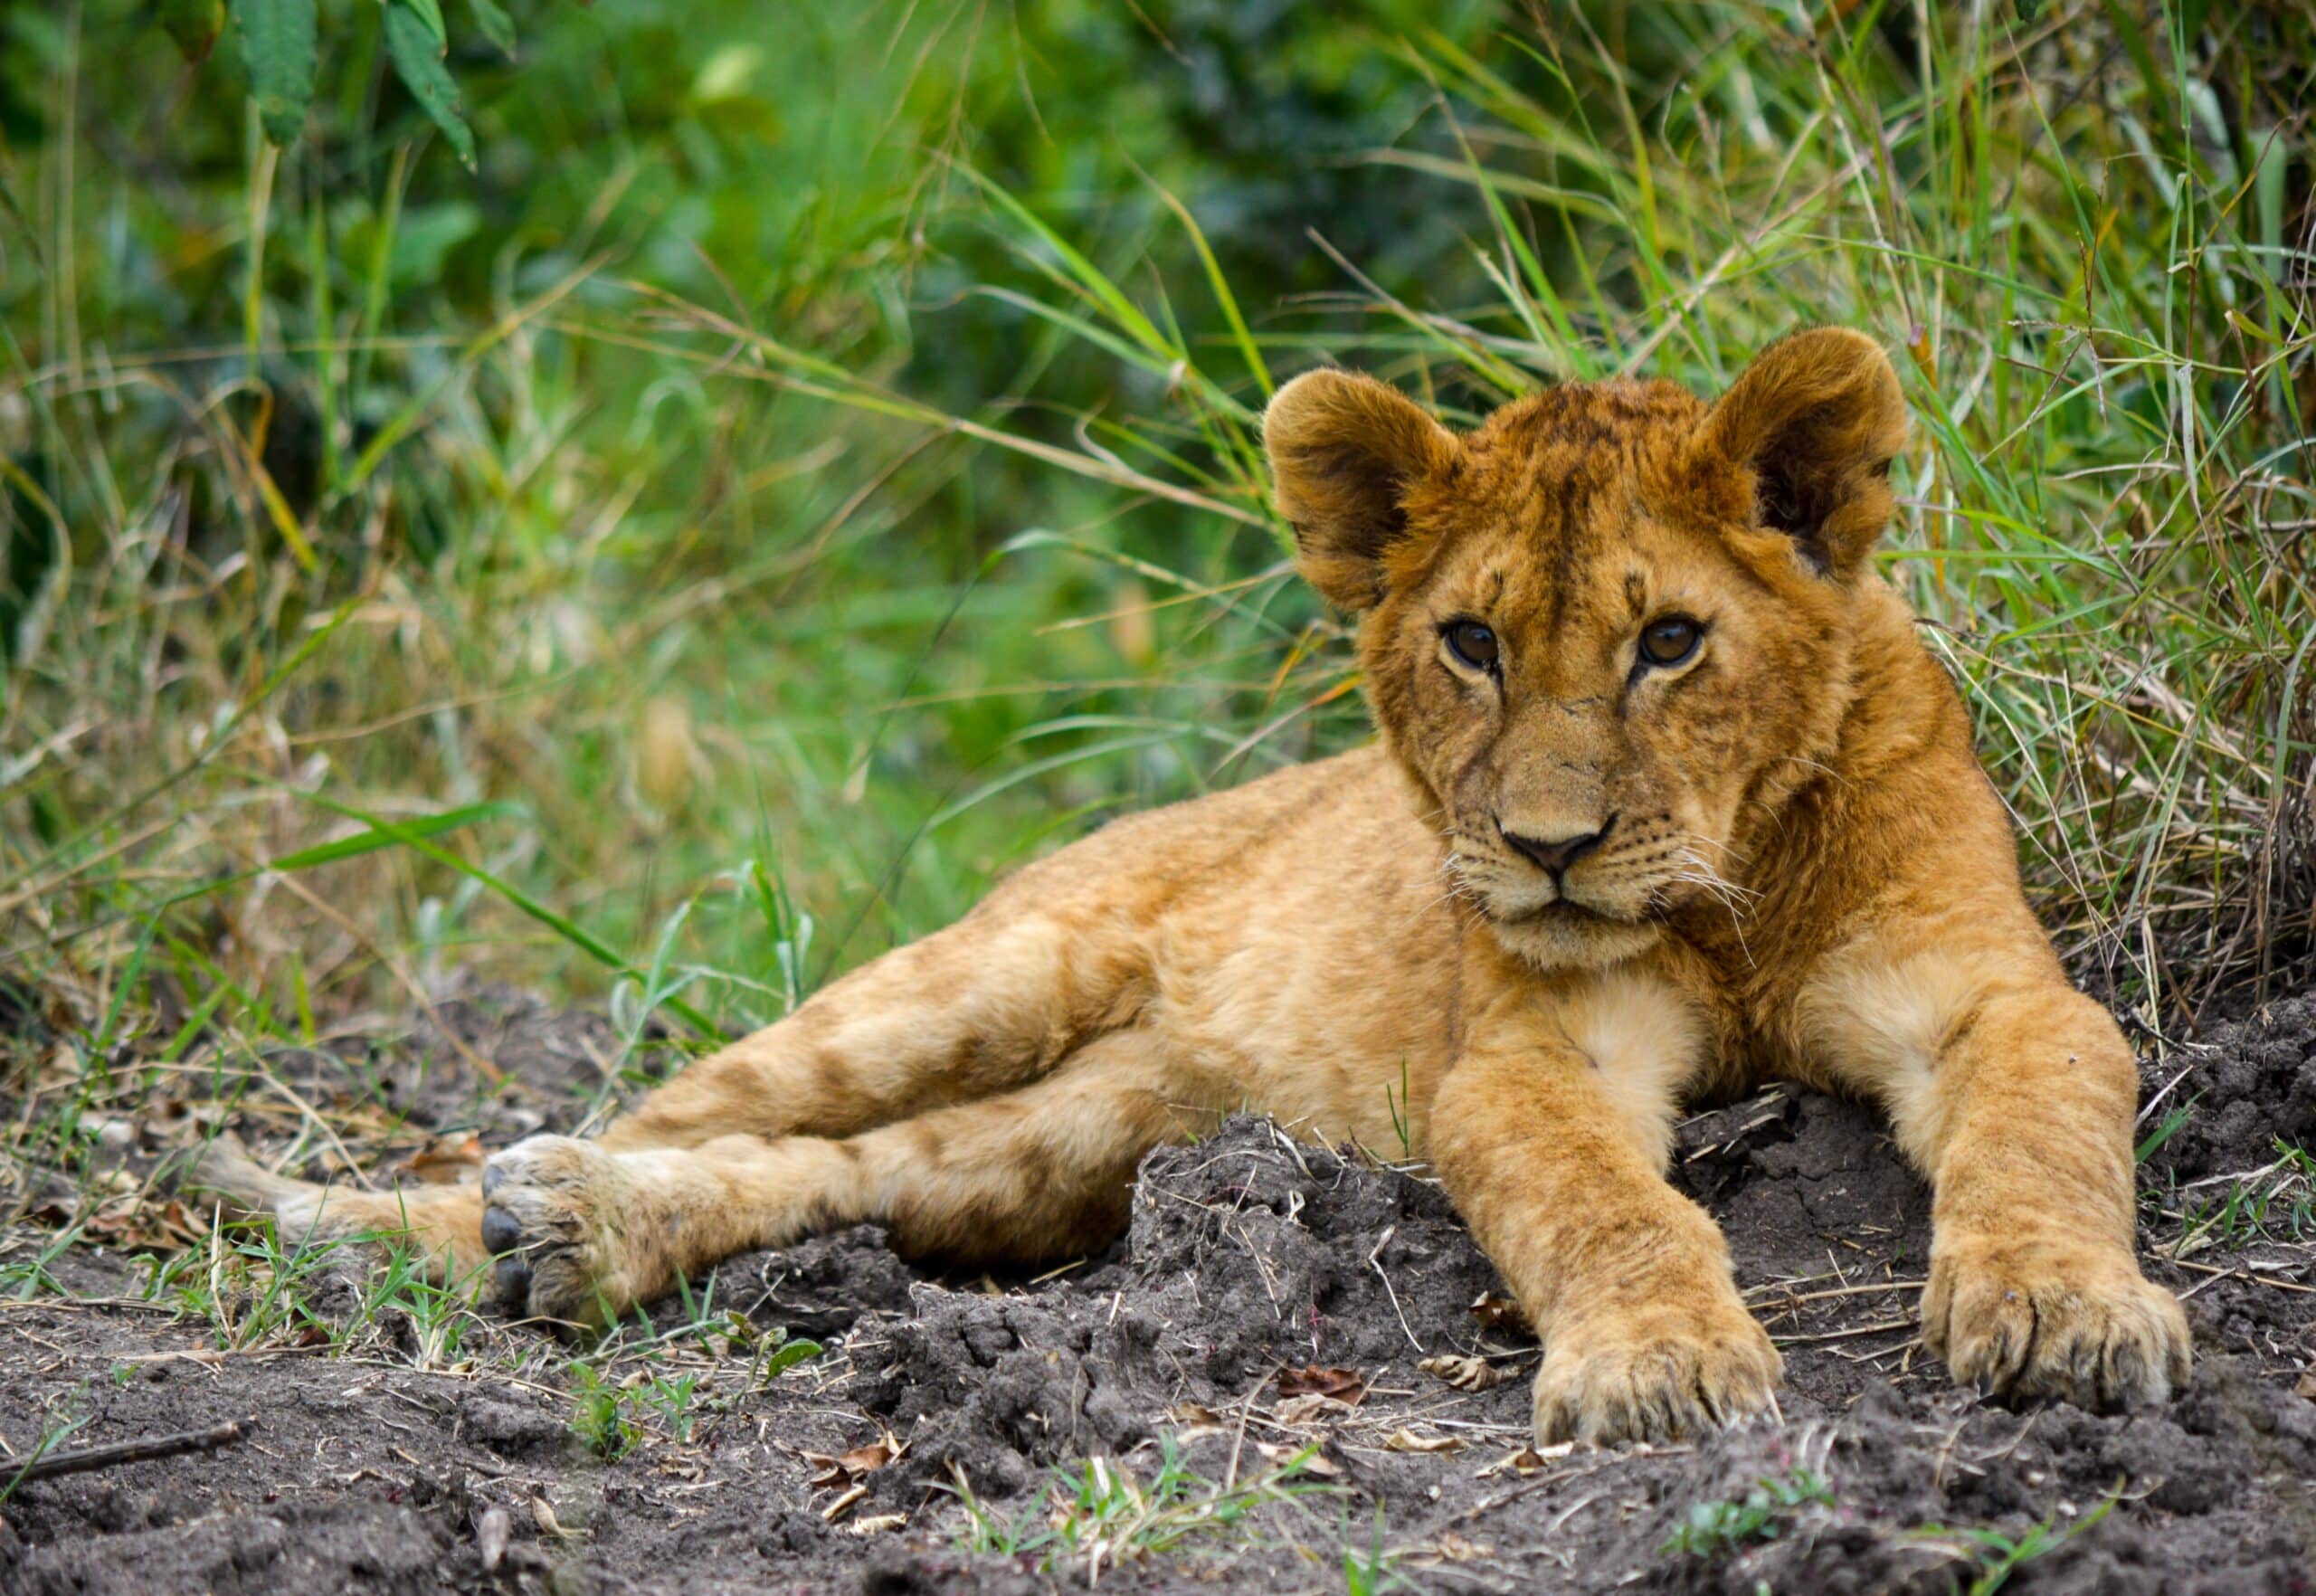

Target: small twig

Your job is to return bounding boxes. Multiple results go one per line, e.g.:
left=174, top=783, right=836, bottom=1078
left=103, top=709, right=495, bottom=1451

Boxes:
left=1224, top=1361, right=1281, bottom=1493
left=9, top=1417, right=257, bottom=1484
left=1771, top=1318, right=1917, bottom=1345
left=1367, top=1225, right=1424, bottom=1355
left=2171, top=1258, right=2316, bottom=1295
left=1743, top=1278, right=1926, bottom=1305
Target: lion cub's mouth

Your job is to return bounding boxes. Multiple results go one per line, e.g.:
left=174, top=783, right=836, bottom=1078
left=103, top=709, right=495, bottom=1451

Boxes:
left=1496, top=898, right=1622, bottom=927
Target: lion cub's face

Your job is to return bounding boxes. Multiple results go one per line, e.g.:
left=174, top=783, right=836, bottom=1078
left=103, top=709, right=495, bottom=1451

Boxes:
left=1266, top=330, right=1907, bottom=970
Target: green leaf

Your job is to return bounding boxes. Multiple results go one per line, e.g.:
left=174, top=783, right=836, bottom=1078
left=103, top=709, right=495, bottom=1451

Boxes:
left=384, top=1, right=476, bottom=171
left=160, top=0, right=224, bottom=63
left=228, top=0, right=317, bottom=147
left=399, top=0, right=447, bottom=48
left=468, top=0, right=516, bottom=60
left=759, top=1338, right=821, bottom=1379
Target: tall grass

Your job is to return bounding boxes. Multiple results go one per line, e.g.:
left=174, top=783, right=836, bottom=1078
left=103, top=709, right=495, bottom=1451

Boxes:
left=1, top=0, right=2309, bottom=1105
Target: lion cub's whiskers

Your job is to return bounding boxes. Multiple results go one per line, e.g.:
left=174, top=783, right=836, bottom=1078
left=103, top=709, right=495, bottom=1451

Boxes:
left=1406, top=849, right=1484, bottom=927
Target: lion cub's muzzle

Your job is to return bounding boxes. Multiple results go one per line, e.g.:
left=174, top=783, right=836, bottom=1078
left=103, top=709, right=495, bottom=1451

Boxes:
left=1496, top=812, right=1616, bottom=883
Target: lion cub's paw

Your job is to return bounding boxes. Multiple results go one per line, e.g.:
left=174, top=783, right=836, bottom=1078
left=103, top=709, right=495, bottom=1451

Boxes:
left=481, top=1135, right=664, bottom=1330
left=1924, top=1236, right=2190, bottom=1410
left=1533, top=1293, right=1782, bottom=1447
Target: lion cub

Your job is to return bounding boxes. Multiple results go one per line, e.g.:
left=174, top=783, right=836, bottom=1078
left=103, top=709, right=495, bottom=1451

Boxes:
left=198, top=329, right=2189, bottom=1445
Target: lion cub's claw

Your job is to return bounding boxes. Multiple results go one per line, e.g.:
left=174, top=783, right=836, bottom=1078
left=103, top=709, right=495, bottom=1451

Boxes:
left=1925, top=1238, right=2190, bottom=1411
left=1533, top=1297, right=1782, bottom=1447
left=479, top=1135, right=647, bottom=1330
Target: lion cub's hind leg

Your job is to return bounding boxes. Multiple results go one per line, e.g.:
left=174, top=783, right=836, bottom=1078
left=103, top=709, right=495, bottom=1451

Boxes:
left=482, top=1027, right=1223, bottom=1326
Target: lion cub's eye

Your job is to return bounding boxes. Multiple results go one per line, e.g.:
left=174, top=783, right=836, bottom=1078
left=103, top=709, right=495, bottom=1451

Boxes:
left=1637, top=615, right=1704, bottom=668
left=1442, top=620, right=1500, bottom=672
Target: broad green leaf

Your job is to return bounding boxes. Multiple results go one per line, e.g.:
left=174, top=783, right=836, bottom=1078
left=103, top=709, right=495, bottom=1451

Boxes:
left=759, top=1339, right=821, bottom=1379
left=399, top=0, right=446, bottom=48
left=469, top=0, right=516, bottom=59
left=160, top=0, right=224, bottom=62
left=229, top=0, right=317, bottom=147
left=384, top=1, right=476, bottom=171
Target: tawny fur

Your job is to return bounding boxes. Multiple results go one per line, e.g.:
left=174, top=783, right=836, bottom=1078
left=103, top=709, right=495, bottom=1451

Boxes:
left=191, top=328, right=2190, bottom=1446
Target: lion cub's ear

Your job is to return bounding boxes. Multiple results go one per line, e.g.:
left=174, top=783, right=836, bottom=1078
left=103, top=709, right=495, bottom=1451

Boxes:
left=1700, top=328, right=1907, bottom=579
left=1265, top=368, right=1460, bottom=611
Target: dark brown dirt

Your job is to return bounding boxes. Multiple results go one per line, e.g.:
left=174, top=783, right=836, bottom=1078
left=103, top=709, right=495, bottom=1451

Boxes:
left=4, top=986, right=2314, bottom=1595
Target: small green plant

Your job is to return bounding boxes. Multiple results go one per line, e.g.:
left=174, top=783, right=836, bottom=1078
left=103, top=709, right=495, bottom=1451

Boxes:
left=1916, top=1490, right=2121, bottom=1596
left=188, top=1220, right=361, bottom=1351
left=1385, top=1058, right=1413, bottom=1162
left=954, top=1437, right=1336, bottom=1581
left=750, top=1325, right=823, bottom=1384
left=2170, top=1139, right=2316, bottom=1251
left=0, top=1384, right=92, bottom=1508
left=195, top=0, right=498, bottom=164
left=1661, top=1468, right=1835, bottom=1560
left=0, top=1228, right=76, bottom=1300
left=632, top=1371, right=706, bottom=1444
left=566, top=1363, right=644, bottom=1459
left=2134, top=1098, right=2200, bottom=1164
left=365, top=1242, right=481, bottom=1370
left=1342, top=1505, right=1406, bottom=1595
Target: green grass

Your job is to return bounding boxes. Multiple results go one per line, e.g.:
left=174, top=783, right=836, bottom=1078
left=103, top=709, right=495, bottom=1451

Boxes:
left=1, top=3, right=2305, bottom=1081
left=2167, top=1138, right=2316, bottom=1249
left=0, top=1384, right=90, bottom=1509
left=952, top=1436, right=1338, bottom=1580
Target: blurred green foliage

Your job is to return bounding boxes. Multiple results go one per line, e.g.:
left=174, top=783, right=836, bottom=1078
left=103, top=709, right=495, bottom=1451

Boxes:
left=0, top=1, right=2309, bottom=1049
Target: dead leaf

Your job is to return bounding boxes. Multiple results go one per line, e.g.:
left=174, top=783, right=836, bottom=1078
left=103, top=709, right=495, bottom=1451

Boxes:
left=1419, top=1354, right=1507, bottom=1392
left=820, top=1484, right=868, bottom=1523
left=1469, top=1292, right=1526, bottom=1333
left=1255, top=1441, right=1340, bottom=1477
left=806, top=1430, right=904, bottom=1490
left=1276, top=1365, right=1366, bottom=1404
left=82, top=1195, right=204, bottom=1251
left=530, top=1495, right=584, bottom=1540
left=410, top=1135, right=483, bottom=1184
left=1478, top=1442, right=1571, bottom=1477
left=1384, top=1427, right=1465, bottom=1454
left=849, top=1512, right=907, bottom=1535
left=2296, top=1372, right=2316, bottom=1403
left=78, top=1112, right=140, bottom=1152
left=1275, top=1393, right=1349, bottom=1426
left=1165, top=1402, right=1226, bottom=1438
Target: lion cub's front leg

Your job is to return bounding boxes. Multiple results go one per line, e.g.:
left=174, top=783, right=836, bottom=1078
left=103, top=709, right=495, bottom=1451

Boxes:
left=1813, top=951, right=2189, bottom=1409
left=1428, top=974, right=1779, bottom=1446
left=1912, top=983, right=2189, bottom=1407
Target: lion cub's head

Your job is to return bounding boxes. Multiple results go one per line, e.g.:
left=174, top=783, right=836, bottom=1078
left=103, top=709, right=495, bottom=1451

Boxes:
left=1264, top=330, right=1908, bottom=970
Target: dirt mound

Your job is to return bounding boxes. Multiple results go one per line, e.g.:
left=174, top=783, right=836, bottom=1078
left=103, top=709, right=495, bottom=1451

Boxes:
left=5, top=994, right=2315, bottom=1593
left=2140, top=993, right=2316, bottom=1185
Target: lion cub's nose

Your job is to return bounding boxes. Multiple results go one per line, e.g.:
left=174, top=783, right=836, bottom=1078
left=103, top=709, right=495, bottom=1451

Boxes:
left=1498, top=816, right=1614, bottom=879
